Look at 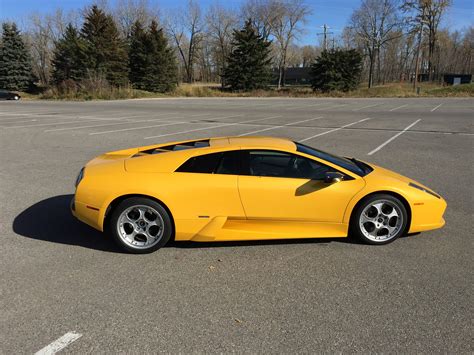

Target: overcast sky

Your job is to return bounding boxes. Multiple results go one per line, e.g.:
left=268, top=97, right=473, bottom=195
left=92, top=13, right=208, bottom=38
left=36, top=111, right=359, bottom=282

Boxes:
left=1, top=0, right=472, bottom=45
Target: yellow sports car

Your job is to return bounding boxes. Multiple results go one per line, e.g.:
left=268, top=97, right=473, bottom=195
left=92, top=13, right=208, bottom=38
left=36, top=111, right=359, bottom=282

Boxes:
left=72, top=136, right=446, bottom=253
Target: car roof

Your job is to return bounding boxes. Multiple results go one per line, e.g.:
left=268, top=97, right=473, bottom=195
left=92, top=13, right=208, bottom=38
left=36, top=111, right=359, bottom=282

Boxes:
left=124, top=136, right=297, bottom=173
left=210, top=136, right=296, bottom=150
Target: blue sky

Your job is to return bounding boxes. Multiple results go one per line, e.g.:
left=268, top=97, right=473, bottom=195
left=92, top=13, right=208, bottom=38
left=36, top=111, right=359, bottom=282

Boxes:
left=1, top=0, right=472, bottom=45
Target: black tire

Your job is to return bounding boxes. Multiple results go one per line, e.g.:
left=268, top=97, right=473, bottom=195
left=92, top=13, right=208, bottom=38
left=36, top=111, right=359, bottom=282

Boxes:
left=108, top=197, right=172, bottom=253
left=350, top=194, right=408, bottom=245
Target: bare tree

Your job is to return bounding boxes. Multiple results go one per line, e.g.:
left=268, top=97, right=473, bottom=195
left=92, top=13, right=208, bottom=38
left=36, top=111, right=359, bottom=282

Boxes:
left=349, top=0, right=403, bottom=87
left=206, top=3, right=238, bottom=86
left=26, top=9, right=78, bottom=86
left=300, top=45, right=319, bottom=67
left=241, top=0, right=278, bottom=40
left=165, top=0, right=204, bottom=83
left=114, top=0, right=156, bottom=39
left=402, top=0, right=451, bottom=80
left=271, top=0, right=310, bottom=88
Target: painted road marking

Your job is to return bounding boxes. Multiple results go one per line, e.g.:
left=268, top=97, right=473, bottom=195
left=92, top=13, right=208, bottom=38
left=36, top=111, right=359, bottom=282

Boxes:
left=239, top=116, right=323, bottom=136
left=431, top=103, right=443, bottom=112
left=389, top=104, right=408, bottom=111
left=3, top=118, right=115, bottom=129
left=34, top=332, right=82, bottom=355
left=316, top=103, right=347, bottom=111
left=89, top=121, right=188, bottom=135
left=352, top=103, right=382, bottom=111
left=299, top=117, right=373, bottom=142
left=367, top=119, right=422, bottom=155
left=144, top=116, right=281, bottom=140
left=45, top=117, right=179, bottom=133
left=89, top=114, right=244, bottom=135
left=287, top=103, right=326, bottom=110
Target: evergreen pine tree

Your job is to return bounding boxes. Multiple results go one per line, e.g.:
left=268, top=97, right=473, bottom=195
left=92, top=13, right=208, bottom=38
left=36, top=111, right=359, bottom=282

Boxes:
left=223, top=19, right=272, bottom=91
left=143, top=21, right=177, bottom=92
left=128, top=21, right=148, bottom=89
left=310, top=49, right=363, bottom=92
left=0, top=23, right=33, bottom=91
left=51, top=24, right=87, bottom=84
left=81, top=6, right=129, bottom=86
left=129, top=20, right=177, bottom=93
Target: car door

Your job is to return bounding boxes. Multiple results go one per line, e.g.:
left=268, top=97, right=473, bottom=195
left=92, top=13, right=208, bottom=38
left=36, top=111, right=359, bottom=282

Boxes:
left=172, top=150, right=245, bottom=220
left=237, top=150, right=365, bottom=223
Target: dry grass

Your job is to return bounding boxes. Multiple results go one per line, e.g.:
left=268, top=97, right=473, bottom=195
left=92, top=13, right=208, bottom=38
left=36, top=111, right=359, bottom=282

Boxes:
left=172, top=82, right=474, bottom=98
left=22, top=81, right=473, bottom=100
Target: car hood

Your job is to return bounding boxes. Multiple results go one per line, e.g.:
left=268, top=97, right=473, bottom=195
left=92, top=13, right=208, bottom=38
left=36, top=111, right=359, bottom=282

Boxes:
left=364, top=162, right=439, bottom=196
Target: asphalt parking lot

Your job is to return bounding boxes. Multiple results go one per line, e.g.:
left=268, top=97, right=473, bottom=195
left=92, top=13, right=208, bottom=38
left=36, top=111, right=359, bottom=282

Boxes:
left=0, top=97, right=472, bottom=353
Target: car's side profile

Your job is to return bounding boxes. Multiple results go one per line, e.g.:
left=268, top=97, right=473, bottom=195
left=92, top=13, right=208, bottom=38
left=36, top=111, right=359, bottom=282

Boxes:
left=0, top=90, right=21, bottom=100
left=72, top=136, right=446, bottom=253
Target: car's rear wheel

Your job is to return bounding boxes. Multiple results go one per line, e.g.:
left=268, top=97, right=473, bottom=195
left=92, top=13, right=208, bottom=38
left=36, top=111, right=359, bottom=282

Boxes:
left=109, top=197, right=172, bottom=253
left=14, top=95, right=19, bottom=100
left=351, top=194, right=408, bottom=245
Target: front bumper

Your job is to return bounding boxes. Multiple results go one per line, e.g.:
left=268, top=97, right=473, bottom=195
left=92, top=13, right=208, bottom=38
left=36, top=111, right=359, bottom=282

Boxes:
left=408, top=197, right=447, bottom=233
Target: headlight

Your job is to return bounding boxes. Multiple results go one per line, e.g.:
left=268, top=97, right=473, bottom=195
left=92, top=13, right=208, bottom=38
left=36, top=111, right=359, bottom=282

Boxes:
left=409, top=182, right=440, bottom=199
left=75, top=167, right=85, bottom=188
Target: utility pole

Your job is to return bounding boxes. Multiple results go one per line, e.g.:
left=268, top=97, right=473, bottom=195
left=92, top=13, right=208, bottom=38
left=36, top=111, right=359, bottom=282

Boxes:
left=317, top=24, right=333, bottom=51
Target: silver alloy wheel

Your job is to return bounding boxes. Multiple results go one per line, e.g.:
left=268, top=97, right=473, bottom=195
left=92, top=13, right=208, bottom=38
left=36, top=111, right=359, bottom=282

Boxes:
left=117, top=205, right=164, bottom=249
left=359, top=199, right=403, bottom=242
left=14, top=96, right=19, bottom=100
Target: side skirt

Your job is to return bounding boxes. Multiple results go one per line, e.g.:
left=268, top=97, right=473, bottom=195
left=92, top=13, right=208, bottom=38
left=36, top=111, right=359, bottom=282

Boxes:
left=187, top=217, right=348, bottom=242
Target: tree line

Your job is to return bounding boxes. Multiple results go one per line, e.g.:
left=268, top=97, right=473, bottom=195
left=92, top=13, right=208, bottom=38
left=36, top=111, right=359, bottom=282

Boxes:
left=0, top=0, right=472, bottom=94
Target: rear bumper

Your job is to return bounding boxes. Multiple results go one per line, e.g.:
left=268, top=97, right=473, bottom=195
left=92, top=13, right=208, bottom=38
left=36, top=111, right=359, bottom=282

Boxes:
left=70, top=195, right=103, bottom=231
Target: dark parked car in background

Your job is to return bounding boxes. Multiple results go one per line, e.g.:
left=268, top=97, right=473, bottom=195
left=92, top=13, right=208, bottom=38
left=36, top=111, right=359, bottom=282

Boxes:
left=0, top=90, right=21, bottom=100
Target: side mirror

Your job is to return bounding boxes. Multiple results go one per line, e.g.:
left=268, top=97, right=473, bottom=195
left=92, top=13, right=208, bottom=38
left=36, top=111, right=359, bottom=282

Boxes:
left=324, top=171, right=344, bottom=184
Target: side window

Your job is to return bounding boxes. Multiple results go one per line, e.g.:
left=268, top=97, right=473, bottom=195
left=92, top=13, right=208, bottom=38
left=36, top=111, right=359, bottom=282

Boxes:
left=215, top=151, right=241, bottom=175
left=175, top=151, right=242, bottom=175
left=246, top=150, right=332, bottom=180
left=176, top=152, right=223, bottom=174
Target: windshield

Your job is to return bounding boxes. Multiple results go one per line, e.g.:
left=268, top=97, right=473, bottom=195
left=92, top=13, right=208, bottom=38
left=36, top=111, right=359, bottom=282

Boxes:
left=295, top=142, right=372, bottom=177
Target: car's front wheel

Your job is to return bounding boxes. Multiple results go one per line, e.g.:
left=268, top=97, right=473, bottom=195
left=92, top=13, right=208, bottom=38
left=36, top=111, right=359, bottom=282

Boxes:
left=351, top=194, right=408, bottom=245
left=13, top=95, right=19, bottom=100
left=109, top=197, right=172, bottom=253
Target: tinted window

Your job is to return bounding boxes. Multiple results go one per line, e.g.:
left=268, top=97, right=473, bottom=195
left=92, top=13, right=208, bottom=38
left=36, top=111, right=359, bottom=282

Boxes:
left=215, top=151, right=241, bottom=175
left=296, top=142, right=370, bottom=176
left=245, top=150, right=331, bottom=180
left=176, top=152, right=223, bottom=174
left=175, top=151, right=242, bottom=175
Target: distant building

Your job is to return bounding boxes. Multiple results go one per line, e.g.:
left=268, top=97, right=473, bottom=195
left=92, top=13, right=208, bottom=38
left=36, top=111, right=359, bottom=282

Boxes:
left=442, top=74, right=472, bottom=86
left=272, top=68, right=312, bottom=85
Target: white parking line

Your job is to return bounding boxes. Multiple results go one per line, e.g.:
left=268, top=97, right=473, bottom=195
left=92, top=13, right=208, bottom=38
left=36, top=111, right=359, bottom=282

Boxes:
left=34, top=332, right=82, bottom=355
left=287, top=103, right=325, bottom=110
left=431, top=103, right=443, bottom=112
left=88, top=121, right=188, bottom=135
left=299, top=117, right=373, bottom=142
left=4, top=118, right=111, bottom=129
left=144, top=116, right=281, bottom=140
left=367, top=119, right=421, bottom=155
left=316, top=103, right=347, bottom=111
left=89, top=114, right=244, bottom=135
left=0, top=110, right=56, bottom=116
left=352, top=103, right=382, bottom=111
left=45, top=117, right=179, bottom=133
left=389, top=104, right=408, bottom=112
left=239, top=116, right=323, bottom=136
left=0, top=114, right=154, bottom=127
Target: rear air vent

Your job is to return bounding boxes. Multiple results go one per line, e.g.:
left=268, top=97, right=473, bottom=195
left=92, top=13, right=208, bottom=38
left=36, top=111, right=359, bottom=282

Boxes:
left=133, top=140, right=210, bottom=157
